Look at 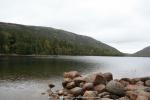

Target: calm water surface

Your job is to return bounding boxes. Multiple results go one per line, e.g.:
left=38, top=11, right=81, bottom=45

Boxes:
left=0, top=56, right=150, bottom=100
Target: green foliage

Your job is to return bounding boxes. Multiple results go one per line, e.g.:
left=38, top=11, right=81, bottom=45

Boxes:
left=0, top=22, right=123, bottom=56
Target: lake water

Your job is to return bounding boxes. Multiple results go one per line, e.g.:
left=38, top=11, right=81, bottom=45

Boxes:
left=0, top=56, right=150, bottom=100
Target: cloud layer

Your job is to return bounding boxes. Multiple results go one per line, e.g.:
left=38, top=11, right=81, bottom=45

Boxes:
left=0, top=0, right=150, bottom=53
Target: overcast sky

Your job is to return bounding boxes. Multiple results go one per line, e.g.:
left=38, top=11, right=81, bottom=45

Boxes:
left=0, top=0, right=150, bottom=53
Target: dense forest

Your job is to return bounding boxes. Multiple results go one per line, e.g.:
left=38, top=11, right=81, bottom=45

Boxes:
left=0, top=22, right=123, bottom=56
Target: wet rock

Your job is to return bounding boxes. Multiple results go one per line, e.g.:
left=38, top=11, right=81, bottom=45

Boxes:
left=106, top=80, right=125, bottom=96
left=48, top=83, right=55, bottom=89
left=94, top=84, right=106, bottom=93
left=103, top=72, right=113, bottom=82
left=82, top=91, right=97, bottom=100
left=62, top=81, right=68, bottom=88
left=145, top=80, right=150, bottom=87
left=83, top=83, right=94, bottom=91
left=70, top=87, right=83, bottom=96
left=136, top=95, right=148, bottom=100
left=66, top=82, right=76, bottom=89
left=64, top=71, right=80, bottom=79
left=41, top=92, right=46, bottom=95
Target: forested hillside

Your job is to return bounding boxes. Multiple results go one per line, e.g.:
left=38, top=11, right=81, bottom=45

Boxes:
left=133, top=46, right=150, bottom=57
left=0, top=22, right=123, bottom=56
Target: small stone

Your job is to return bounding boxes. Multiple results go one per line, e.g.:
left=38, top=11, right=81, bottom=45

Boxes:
left=58, top=90, right=64, bottom=96
left=103, top=72, right=113, bottom=82
left=64, top=71, right=80, bottom=79
left=145, top=80, right=150, bottom=87
left=41, top=92, right=46, bottom=95
left=98, top=92, right=110, bottom=98
left=106, top=80, right=125, bottom=96
left=70, top=87, right=83, bottom=96
left=94, top=84, right=106, bottom=93
left=136, top=95, right=148, bottom=100
left=48, top=83, right=55, bottom=88
left=83, top=83, right=94, bottom=91
left=119, top=96, right=130, bottom=100
left=66, top=82, right=76, bottom=89
left=82, top=91, right=97, bottom=100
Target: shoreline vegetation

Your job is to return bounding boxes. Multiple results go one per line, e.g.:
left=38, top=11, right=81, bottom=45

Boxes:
left=45, top=71, right=150, bottom=100
left=0, top=22, right=123, bottom=56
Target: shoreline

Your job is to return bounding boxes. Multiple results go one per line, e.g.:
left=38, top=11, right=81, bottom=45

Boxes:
left=46, top=71, right=150, bottom=100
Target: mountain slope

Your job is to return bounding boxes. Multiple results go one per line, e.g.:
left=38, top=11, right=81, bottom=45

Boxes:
left=133, top=46, right=150, bottom=57
left=0, top=22, right=123, bottom=56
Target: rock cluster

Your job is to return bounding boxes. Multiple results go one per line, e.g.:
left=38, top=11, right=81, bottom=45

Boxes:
left=48, top=71, right=150, bottom=100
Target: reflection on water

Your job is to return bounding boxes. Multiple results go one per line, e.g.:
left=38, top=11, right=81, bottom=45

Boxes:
left=0, top=56, right=150, bottom=100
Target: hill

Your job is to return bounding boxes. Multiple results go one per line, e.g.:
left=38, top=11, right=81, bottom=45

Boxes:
left=0, top=22, right=123, bottom=56
left=133, top=46, right=150, bottom=57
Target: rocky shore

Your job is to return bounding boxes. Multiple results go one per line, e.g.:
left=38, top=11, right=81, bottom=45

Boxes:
left=47, top=71, right=150, bottom=100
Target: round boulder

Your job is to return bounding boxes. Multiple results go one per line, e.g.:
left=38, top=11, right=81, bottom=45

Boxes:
left=103, top=72, right=113, bottom=82
left=145, top=80, right=150, bottom=87
left=106, top=80, right=125, bottom=96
